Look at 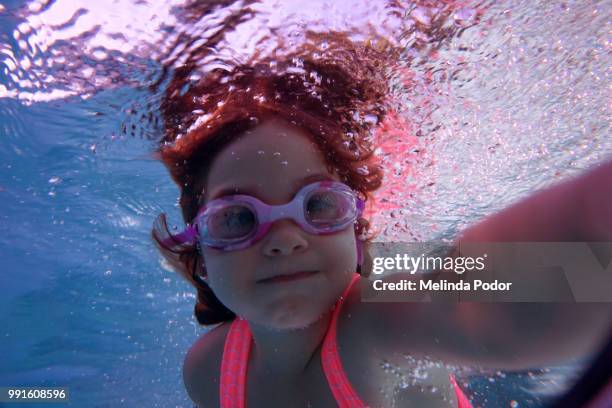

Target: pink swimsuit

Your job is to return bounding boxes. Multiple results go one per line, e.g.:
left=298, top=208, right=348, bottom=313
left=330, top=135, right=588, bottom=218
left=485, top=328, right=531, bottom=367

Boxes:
left=218, top=273, right=473, bottom=407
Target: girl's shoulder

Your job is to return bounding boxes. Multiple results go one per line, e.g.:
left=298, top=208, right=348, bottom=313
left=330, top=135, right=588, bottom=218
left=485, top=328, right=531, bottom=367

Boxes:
left=337, top=273, right=429, bottom=353
left=335, top=274, right=380, bottom=358
left=338, top=273, right=372, bottom=332
left=183, top=322, right=232, bottom=407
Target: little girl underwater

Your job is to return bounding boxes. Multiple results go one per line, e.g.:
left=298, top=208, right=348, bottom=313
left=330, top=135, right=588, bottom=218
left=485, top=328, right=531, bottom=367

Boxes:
left=151, top=42, right=612, bottom=407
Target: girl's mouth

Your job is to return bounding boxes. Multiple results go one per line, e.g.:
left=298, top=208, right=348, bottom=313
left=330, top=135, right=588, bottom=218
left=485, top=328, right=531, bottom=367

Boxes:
left=258, top=270, right=319, bottom=284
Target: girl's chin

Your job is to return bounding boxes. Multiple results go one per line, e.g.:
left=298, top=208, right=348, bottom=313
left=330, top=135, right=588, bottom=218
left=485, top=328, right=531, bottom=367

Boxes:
left=256, top=309, right=328, bottom=331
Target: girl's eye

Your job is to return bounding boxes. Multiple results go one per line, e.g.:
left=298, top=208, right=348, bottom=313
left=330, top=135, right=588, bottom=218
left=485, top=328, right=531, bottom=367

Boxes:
left=306, top=192, right=343, bottom=220
left=208, top=205, right=255, bottom=238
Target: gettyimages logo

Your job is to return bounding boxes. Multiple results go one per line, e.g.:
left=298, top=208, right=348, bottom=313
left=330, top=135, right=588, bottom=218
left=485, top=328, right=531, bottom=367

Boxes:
left=371, top=252, right=487, bottom=275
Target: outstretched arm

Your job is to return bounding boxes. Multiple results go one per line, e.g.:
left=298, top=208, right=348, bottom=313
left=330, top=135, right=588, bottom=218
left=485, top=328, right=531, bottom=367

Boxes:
left=353, top=160, right=612, bottom=370
left=458, top=159, right=612, bottom=243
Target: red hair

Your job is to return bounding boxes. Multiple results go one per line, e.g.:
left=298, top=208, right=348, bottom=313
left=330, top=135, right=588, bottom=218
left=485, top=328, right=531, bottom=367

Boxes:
left=152, top=35, right=394, bottom=325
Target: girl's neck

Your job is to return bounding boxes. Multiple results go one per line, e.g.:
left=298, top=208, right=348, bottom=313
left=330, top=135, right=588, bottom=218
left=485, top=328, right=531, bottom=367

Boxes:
left=248, top=309, right=333, bottom=381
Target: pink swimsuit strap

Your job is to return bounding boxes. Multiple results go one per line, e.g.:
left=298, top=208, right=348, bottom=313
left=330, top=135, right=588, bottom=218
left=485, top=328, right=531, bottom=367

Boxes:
left=320, top=273, right=368, bottom=407
left=219, top=315, right=251, bottom=408
left=219, top=273, right=473, bottom=408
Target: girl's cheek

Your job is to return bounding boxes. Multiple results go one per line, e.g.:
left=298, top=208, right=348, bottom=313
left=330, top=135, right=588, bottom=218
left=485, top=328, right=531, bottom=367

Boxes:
left=321, top=232, right=358, bottom=270
left=205, top=253, right=255, bottom=287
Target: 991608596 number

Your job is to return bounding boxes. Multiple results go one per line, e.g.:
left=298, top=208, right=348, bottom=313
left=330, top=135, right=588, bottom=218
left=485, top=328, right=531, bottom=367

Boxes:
left=0, top=387, right=69, bottom=403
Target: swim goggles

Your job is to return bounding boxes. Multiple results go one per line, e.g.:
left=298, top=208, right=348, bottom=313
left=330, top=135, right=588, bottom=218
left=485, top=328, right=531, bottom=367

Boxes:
left=161, top=180, right=365, bottom=252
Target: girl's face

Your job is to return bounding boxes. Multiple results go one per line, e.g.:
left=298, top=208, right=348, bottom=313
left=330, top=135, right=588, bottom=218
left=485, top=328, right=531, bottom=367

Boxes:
left=199, top=118, right=358, bottom=329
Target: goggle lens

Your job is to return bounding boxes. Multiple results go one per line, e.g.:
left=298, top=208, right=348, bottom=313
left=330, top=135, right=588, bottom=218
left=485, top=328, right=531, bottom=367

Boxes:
left=305, top=189, right=351, bottom=225
left=206, top=204, right=257, bottom=240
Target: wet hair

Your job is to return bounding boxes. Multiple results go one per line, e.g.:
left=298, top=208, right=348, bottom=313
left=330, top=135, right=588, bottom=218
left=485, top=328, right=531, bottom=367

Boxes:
left=152, top=38, right=392, bottom=326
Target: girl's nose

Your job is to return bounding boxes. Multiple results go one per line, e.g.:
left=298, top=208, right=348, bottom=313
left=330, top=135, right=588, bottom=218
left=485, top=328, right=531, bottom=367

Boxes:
left=261, top=218, right=309, bottom=256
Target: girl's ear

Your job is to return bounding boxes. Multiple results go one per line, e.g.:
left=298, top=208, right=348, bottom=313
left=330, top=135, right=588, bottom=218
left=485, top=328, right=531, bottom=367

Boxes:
left=356, top=237, right=364, bottom=267
left=194, top=244, right=208, bottom=284
left=355, top=238, right=372, bottom=278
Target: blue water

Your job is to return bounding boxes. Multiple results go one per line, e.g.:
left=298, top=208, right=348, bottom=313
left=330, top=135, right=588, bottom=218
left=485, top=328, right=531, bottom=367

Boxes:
left=0, top=92, right=199, bottom=406
left=1, top=0, right=610, bottom=407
